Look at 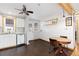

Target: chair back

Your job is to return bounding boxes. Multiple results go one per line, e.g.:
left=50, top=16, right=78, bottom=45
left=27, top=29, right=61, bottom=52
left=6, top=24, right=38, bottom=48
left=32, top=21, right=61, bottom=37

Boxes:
left=49, top=38, right=58, bottom=46
left=60, top=36, right=67, bottom=39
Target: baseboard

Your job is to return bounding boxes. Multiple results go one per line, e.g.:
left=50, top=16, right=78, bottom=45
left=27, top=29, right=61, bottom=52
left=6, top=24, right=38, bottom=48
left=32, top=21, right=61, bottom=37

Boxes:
left=32, top=38, right=49, bottom=43
left=0, top=43, right=26, bottom=51
left=16, top=44, right=26, bottom=47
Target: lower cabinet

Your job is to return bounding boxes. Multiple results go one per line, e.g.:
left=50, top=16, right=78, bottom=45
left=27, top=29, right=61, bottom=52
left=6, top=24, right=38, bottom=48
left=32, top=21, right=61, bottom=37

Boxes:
left=0, top=34, right=16, bottom=49
left=0, top=34, right=24, bottom=49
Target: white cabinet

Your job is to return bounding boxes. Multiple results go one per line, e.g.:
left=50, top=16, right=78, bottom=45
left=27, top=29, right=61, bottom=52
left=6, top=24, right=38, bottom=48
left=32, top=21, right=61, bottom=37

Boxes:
left=0, top=34, right=25, bottom=49
left=28, top=20, right=40, bottom=32
left=34, top=22, right=40, bottom=32
left=0, top=34, right=16, bottom=49
left=16, top=18, right=24, bottom=27
left=16, top=18, right=25, bottom=34
left=17, top=34, right=24, bottom=45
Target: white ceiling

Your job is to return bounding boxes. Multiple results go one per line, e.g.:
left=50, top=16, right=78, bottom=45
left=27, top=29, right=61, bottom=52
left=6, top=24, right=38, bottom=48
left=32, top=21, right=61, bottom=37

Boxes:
left=71, top=3, right=79, bottom=10
left=0, top=3, right=63, bottom=20
left=0, top=3, right=79, bottom=20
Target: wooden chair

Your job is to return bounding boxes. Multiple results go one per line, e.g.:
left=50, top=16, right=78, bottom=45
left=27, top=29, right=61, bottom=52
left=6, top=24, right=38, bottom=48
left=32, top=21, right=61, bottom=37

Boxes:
left=49, top=38, right=60, bottom=54
left=60, top=36, right=68, bottom=47
left=49, top=38, right=68, bottom=56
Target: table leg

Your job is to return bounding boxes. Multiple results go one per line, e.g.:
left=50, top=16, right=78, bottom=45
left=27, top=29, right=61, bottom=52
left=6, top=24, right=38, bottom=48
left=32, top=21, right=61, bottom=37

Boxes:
left=55, top=47, right=68, bottom=56
left=62, top=49, right=68, bottom=56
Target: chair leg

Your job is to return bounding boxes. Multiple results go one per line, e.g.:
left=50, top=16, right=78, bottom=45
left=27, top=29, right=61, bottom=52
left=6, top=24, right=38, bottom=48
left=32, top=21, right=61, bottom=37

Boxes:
left=55, top=48, right=68, bottom=56
left=54, top=48, right=63, bottom=56
left=54, top=50, right=60, bottom=55
left=49, top=45, right=54, bottom=54
left=61, top=49, right=68, bottom=56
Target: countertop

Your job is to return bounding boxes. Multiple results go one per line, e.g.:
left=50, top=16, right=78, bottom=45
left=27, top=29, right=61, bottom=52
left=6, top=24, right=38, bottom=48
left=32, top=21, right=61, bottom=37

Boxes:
left=0, top=32, right=24, bottom=35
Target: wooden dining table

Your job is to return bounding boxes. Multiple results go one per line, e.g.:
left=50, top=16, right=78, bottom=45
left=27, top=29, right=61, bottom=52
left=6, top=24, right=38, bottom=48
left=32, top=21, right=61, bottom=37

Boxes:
left=49, top=37, right=71, bottom=55
left=56, top=37, right=71, bottom=44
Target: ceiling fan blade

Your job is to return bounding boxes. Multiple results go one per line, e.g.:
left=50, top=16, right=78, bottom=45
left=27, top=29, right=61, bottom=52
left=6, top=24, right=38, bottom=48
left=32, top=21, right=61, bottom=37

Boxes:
left=27, top=11, right=33, bottom=14
left=16, top=4, right=34, bottom=16
left=15, top=8, right=22, bottom=11
left=23, top=5, right=26, bottom=8
left=25, top=12, right=29, bottom=15
left=23, top=5, right=26, bottom=11
left=19, top=12, right=23, bottom=14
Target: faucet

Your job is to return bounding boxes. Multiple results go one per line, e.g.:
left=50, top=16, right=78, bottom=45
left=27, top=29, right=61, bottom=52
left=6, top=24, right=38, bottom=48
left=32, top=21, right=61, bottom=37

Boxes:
left=7, top=28, right=11, bottom=34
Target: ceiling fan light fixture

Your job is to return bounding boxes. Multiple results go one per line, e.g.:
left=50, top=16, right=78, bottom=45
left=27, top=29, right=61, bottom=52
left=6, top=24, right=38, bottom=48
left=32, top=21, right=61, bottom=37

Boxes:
left=15, top=5, right=34, bottom=16
left=63, top=9, right=65, bottom=17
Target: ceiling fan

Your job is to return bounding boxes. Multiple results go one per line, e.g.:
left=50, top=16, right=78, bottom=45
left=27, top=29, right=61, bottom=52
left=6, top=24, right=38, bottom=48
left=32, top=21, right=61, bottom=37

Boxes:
left=15, top=5, right=33, bottom=16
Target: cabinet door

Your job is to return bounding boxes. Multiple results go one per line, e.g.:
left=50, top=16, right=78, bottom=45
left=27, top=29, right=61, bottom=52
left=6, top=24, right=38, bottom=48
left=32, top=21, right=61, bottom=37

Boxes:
left=17, top=34, right=24, bottom=45
left=0, top=35, right=10, bottom=49
left=0, top=34, right=16, bottom=49
left=16, top=18, right=24, bottom=27
left=8, top=34, right=16, bottom=47
left=0, top=35, right=5, bottom=49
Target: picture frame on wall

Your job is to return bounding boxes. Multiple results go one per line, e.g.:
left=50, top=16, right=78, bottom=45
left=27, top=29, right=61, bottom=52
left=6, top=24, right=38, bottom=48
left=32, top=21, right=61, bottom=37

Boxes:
left=45, top=18, right=58, bottom=25
left=66, top=17, right=72, bottom=26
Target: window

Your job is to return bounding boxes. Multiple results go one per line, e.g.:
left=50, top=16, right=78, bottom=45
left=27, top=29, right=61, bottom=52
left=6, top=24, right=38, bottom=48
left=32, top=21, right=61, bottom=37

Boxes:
left=6, top=18, right=14, bottom=27
left=3, top=16, right=16, bottom=33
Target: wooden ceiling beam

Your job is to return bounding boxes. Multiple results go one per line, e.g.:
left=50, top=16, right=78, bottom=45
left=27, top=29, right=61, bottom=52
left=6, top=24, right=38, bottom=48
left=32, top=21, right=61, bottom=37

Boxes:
left=58, top=3, right=73, bottom=15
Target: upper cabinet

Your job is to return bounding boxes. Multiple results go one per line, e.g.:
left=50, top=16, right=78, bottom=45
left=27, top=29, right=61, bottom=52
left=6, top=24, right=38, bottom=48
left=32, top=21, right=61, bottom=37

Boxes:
left=28, top=20, right=40, bottom=32
left=34, top=22, right=40, bottom=31
left=16, top=18, right=24, bottom=27
left=16, top=18, right=25, bottom=33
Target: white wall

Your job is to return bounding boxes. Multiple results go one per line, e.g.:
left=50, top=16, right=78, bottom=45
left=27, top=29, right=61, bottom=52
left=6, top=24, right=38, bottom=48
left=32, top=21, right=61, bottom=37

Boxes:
left=38, top=16, right=75, bottom=49
left=39, top=17, right=66, bottom=40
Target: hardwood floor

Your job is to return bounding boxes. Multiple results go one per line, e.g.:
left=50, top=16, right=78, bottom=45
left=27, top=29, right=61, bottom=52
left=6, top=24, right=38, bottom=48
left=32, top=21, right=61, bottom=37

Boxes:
left=0, top=39, right=73, bottom=56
